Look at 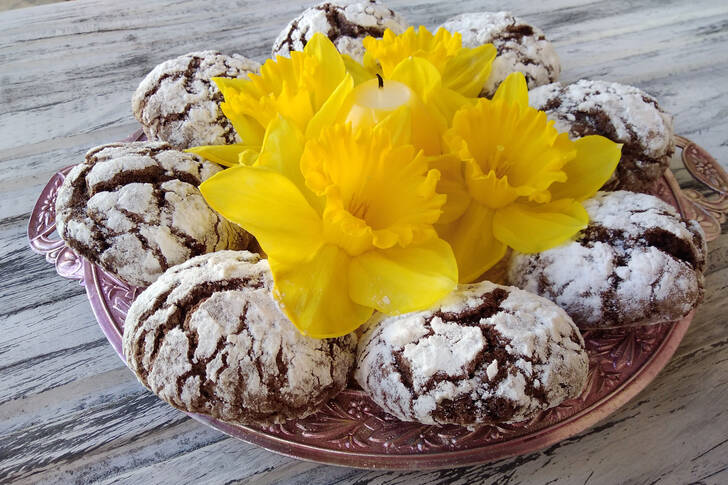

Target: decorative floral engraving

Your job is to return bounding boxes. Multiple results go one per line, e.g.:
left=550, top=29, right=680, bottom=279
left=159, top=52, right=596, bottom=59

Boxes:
left=98, top=270, right=141, bottom=329
left=678, top=136, right=728, bottom=194
left=27, top=135, right=725, bottom=465
left=34, top=173, right=64, bottom=234
left=674, top=135, right=728, bottom=241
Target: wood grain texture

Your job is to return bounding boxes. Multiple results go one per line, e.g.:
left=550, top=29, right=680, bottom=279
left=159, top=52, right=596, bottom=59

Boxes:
left=0, top=0, right=727, bottom=483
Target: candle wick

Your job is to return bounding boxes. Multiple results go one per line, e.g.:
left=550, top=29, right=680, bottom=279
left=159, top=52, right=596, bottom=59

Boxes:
left=376, top=74, right=383, bottom=89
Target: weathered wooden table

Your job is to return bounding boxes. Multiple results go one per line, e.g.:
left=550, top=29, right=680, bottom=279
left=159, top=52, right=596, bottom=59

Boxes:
left=2, top=0, right=727, bottom=483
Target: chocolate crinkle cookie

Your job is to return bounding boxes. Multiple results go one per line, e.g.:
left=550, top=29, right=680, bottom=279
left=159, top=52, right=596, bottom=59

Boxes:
left=355, top=281, right=588, bottom=426
left=508, top=191, right=707, bottom=329
left=529, top=80, right=674, bottom=193
left=132, top=51, right=260, bottom=149
left=123, top=251, right=357, bottom=425
left=272, top=0, right=408, bottom=63
left=439, top=11, right=560, bottom=97
left=55, top=142, right=250, bottom=287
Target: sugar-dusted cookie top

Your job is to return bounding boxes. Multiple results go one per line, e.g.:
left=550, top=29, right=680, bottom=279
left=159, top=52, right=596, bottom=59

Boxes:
left=272, top=0, right=408, bottom=62
left=355, top=281, right=588, bottom=426
left=508, top=191, right=707, bottom=328
left=439, top=11, right=560, bottom=97
left=132, top=51, right=260, bottom=149
left=123, top=251, right=357, bottom=425
left=529, top=80, right=674, bottom=192
left=55, top=142, right=250, bottom=287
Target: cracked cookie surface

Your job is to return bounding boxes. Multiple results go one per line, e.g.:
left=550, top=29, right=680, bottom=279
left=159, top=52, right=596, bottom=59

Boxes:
left=272, top=0, right=408, bottom=62
left=507, top=191, right=707, bottom=329
left=123, top=251, right=358, bottom=425
left=529, top=80, right=674, bottom=192
left=355, top=281, right=588, bottom=426
left=132, top=51, right=260, bottom=149
left=55, top=142, right=250, bottom=287
left=439, top=11, right=560, bottom=97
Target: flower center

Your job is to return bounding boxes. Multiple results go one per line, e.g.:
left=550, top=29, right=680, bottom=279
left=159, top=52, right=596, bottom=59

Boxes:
left=349, top=198, right=371, bottom=222
left=490, top=145, right=510, bottom=178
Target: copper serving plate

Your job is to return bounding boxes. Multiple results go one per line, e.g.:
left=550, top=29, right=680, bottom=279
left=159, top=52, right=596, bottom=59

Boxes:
left=28, top=134, right=727, bottom=470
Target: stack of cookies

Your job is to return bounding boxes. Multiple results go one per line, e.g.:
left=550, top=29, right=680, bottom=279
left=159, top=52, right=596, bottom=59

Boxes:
left=54, top=0, right=707, bottom=428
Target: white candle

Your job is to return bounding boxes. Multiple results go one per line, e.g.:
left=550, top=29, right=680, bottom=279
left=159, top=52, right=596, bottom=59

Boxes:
left=344, top=75, right=414, bottom=130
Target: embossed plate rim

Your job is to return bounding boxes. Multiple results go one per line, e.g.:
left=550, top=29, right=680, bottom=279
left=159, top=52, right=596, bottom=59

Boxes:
left=188, top=314, right=692, bottom=469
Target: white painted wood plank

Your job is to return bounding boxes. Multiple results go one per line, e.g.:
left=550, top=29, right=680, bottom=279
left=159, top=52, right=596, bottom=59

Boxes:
left=0, top=0, right=726, bottom=483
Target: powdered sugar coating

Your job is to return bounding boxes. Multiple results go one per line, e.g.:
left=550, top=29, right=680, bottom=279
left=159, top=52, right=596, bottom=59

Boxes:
left=529, top=80, right=674, bottom=192
left=55, top=142, right=250, bottom=287
left=508, top=191, right=707, bottom=329
left=355, top=281, right=588, bottom=426
left=123, top=251, right=357, bottom=425
left=439, top=11, right=560, bottom=97
left=132, top=51, right=260, bottom=149
left=272, top=1, right=408, bottom=63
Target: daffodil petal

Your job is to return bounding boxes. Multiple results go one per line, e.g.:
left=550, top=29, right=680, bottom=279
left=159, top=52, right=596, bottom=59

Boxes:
left=362, top=50, right=381, bottom=78
left=442, top=43, right=497, bottom=98
left=270, top=245, right=373, bottom=338
left=427, top=87, right=471, bottom=126
left=213, top=75, right=254, bottom=95
left=256, top=116, right=304, bottom=176
left=186, top=144, right=251, bottom=167
left=342, top=54, right=375, bottom=85
left=386, top=58, right=448, bottom=154
left=549, top=135, right=622, bottom=201
left=303, top=33, right=347, bottom=107
left=200, top=165, right=323, bottom=263
left=304, top=32, right=345, bottom=74
left=492, top=199, right=588, bottom=253
left=220, top=106, right=265, bottom=146
left=238, top=147, right=260, bottom=165
left=349, top=237, right=457, bottom=314
left=429, top=154, right=470, bottom=224
left=306, top=74, right=354, bottom=140
left=253, top=116, right=324, bottom=211
left=492, top=72, right=529, bottom=108
left=437, top=202, right=507, bottom=283
left=390, top=56, right=442, bottom=102
left=213, top=77, right=266, bottom=145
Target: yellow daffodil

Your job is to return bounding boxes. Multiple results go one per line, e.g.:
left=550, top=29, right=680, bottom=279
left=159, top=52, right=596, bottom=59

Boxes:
left=437, top=73, right=622, bottom=283
left=190, top=27, right=496, bottom=164
left=199, top=117, right=458, bottom=338
left=188, top=33, right=355, bottom=166
left=363, top=26, right=497, bottom=99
